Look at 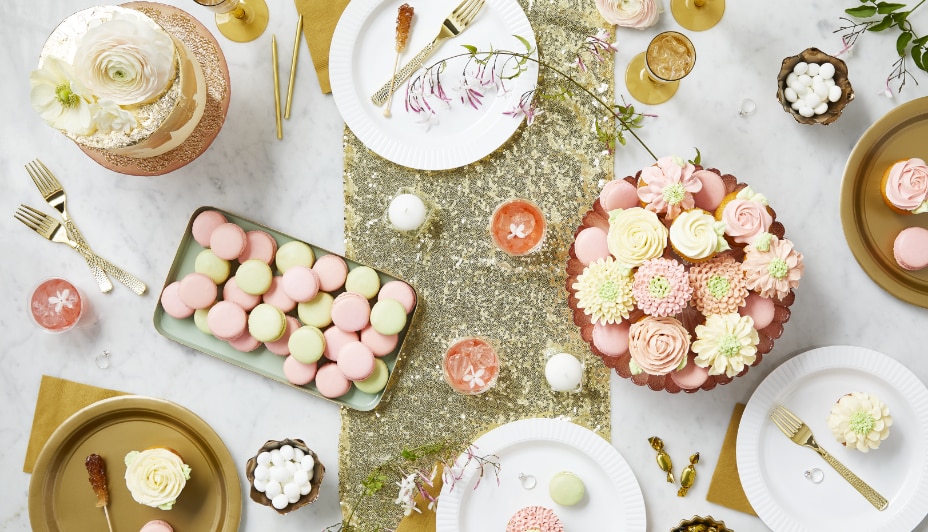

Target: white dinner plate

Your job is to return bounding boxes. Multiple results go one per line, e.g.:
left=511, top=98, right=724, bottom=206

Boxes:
left=435, top=418, right=646, bottom=531
left=329, top=0, right=538, bottom=170
left=738, top=346, right=928, bottom=532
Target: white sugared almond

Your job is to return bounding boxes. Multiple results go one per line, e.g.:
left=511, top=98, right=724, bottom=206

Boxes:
left=253, top=447, right=315, bottom=509
left=784, top=61, right=841, bottom=117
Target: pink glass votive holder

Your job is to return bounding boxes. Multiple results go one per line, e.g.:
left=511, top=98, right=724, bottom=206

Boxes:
left=30, top=277, right=85, bottom=333
left=442, top=337, right=501, bottom=395
left=489, top=199, right=546, bottom=256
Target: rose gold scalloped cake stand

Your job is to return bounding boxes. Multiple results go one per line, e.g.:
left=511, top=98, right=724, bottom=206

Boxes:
left=77, top=2, right=231, bottom=176
left=566, top=167, right=796, bottom=393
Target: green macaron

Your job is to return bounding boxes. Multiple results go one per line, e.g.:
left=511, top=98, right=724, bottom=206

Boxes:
left=248, top=303, right=287, bottom=342
left=354, top=359, right=390, bottom=394
left=369, top=298, right=407, bottom=335
left=289, top=325, right=326, bottom=364
left=236, top=259, right=273, bottom=295
left=297, top=292, right=334, bottom=328
left=345, top=266, right=380, bottom=299
left=194, top=249, right=231, bottom=284
left=549, top=471, right=585, bottom=506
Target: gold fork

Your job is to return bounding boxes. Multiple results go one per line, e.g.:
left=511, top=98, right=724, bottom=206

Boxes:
left=371, top=0, right=486, bottom=105
left=25, top=159, right=113, bottom=293
left=770, top=404, right=888, bottom=510
left=15, top=205, right=148, bottom=296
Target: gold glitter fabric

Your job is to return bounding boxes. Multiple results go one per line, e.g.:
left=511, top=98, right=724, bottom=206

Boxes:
left=340, top=1, right=615, bottom=529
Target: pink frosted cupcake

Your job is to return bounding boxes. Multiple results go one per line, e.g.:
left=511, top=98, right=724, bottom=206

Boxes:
left=717, top=186, right=773, bottom=245
left=628, top=316, right=691, bottom=376
left=688, top=256, right=748, bottom=316
left=881, top=158, right=928, bottom=215
left=632, top=258, right=692, bottom=317
left=637, top=155, right=703, bottom=220
left=506, top=506, right=564, bottom=532
left=741, top=235, right=804, bottom=300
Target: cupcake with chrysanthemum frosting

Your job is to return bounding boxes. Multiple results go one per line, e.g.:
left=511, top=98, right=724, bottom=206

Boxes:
left=632, top=258, right=692, bottom=317
left=572, top=257, right=636, bottom=325
left=669, top=209, right=730, bottom=263
left=692, top=313, right=759, bottom=377
left=637, top=155, right=702, bottom=220
left=688, top=256, right=748, bottom=316
left=741, top=234, right=803, bottom=300
left=827, top=392, right=892, bottom=452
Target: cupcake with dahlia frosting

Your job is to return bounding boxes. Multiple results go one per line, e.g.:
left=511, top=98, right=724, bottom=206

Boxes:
left=741, top=235, right=803, bottom=300
left=572, top=257, right=636, bottom=325
left=506, top=506, right=564, bottom=532
left=717, top=186, right=773, bottom=245
left=632, top=258, right=692, bottom=317
left=827, top=392, right=892, bottom=452
left=691, top=313, right=759, bottom=377
left=637, top=155, right=703, bottom=220
left=881, top=158, right=928, bottom=215
left=669, top=209, right=730, bottom=263
left=124, top=448, right=191, bottom=510
left=688, top=256, right=748, bottom=316
left=628, top=316, right=691, bottom=376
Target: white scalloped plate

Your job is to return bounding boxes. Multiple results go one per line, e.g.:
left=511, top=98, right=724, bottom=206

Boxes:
left=435, top=418, right=646, bottom=532
left=738, top=346, right=928, bottom=532
left=329, top=0, right=538, bottom=170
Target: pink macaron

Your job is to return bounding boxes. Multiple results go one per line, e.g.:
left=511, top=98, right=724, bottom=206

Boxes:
left=191, top=210, right=227, bottom=248
left=265, top=316, right=301, bottom=356
left=209, top=222, right=247, bottom=261
left=739, top=292, right=776, bottom=330
left=160, top=281, right=194, bottom=319
left=207, top=300, right=248, bottom=341
left=323, top=327, right=358, bottom=361
left=331, top=292, right=372, bottom=332
left=670, top=355, right=710, bottom=390
left=262, top=276, right=297, bottom=313
left=893, top=226, right=928, bottom=271
left=139, top=520, right=174, bottom=532
left=222, top=276, right=262, bottom=311
left=337, top=341, right=376, bottom=381
left=238, top=230, right=278, bottom=264
left=377, top=280, right=416, bottom=313
left=693, top=169, right=727, bottom=212
left=592, top=321, right=630, bottom=357
left=315, top=363, right=352, bottom=398
left=282, top=266, right=320, bottom=303
left=312, top=254, right=348, bottom=292
left=573, top=227, right=610, bottom=265
left=360, top=325, right=399, bottom=357
left=283, top=356, right=318, bottom=385
left=178, top=272, right=218, bottom=310
left=600, top=179, right=639, bottom=211
left=227, top=331, right=262, bottom=353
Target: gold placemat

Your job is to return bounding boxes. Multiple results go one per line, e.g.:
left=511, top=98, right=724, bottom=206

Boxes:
left=706, top=403, right=758, bottom=516
left=24, top=375, right=126, bottom=473
left=339, top=1, right=615, bottom=529
left=293, top=0, right=350, bottom=93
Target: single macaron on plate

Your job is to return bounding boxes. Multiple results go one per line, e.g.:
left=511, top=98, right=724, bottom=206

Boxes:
left=154, top=207, right=419, bottom=411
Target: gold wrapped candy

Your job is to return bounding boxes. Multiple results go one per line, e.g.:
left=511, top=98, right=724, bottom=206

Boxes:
left=648, top=437, right=674, bottom=483
left=678, top=452, right=700, bottom=497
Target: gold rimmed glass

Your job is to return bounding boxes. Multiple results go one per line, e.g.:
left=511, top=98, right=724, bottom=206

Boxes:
left=670, top=0, right=725, bottom=31
left=193, top=0, right=269, bottom=42
left=625, top=31, right=696, bottom=105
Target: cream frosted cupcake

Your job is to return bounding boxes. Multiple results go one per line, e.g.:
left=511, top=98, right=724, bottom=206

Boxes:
left=692, top=313, right=759, bottom=378
left=827, top=392, right=892, bottom=452
left=124, top=448, right=191, bottom=510
left=572, top=257, right=635, bottom=325
left=881, top=158, right=928, bottom=215
left=606, top=207, right=668, bottom=268
left=669, top=208, right=730, bottom=262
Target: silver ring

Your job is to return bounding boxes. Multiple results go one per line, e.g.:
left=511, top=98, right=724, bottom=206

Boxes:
left=739, top=98, right=756, bottom=117
left=804, top=468, right=824, bottom=483
left=95, top=350, right=111, bottom=369
left=518, top=473, right=536, bottom=489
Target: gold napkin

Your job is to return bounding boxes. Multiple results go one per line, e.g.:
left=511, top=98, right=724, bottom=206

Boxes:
left=705, top=403, right=758, bottom=516
left=395, top=464, right=445, bottom=532
left=292, top=0, right=350, bottom=93
left=23, top=375, right=125, bottom=473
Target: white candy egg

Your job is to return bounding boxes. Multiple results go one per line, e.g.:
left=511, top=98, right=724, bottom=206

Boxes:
left=300, top=483, right=312, bottom=496
left=807, top=63, right=820, bottom=76
left=819, top=62, right=836, bottom=79
left=279, top=445, right=294, bottom=460
left=271, top=466, right=291, bottom=483
left=791, top=100, right=802, bottom=110
left=786, top=72, right=798, bottom=87
left=292, top=469, right=309, bottom=486
left=253, top=478, right=268, bottom=492
left=804, top=92, right=822, bottom=108
left=301, top=455, right=315, bottom=471
left=293, top=448, right=305, bottom=461
left=285, top=461, right=298, bottom=475
left=254, top=464, right=270, bottom=481
left=288, top=493, right=300, bottom=504
left=270, top=450, right=284, bottom=467
left=545, top=352, right=583, bottom=392
left=265, top=481, right=283, bottom=498
left=784, top=87, right=798, bottom=102
left=256, top=452, right=272, bottom=466
left=271, top=493, right=289, bottom=510
left=798, top=106, right=815, bottom=118
left=283, top=482, right=300, bottom=499
left=813, top=83, right=829, bottom=100
left=798, top=74, right=812, bottom=86
left=813, top=102, right=829, bottom=115
left=828, top=85, right=842, bottom=102
left=793, top=61, right=808, bottom=75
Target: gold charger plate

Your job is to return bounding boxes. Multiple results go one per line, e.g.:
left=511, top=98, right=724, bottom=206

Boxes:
left=840, top=96, right=928, bottom=307
left=28, top=395, right=241, bottom=531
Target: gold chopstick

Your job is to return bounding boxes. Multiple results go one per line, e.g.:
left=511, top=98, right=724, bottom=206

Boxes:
left=285, top=15, right=303, bottom=119
left=272, top=35, right=282, bottom=140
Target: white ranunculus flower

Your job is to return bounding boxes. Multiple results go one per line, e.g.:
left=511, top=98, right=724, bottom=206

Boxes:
left=595, top=0, right=662, bottom=29
left=93, top=98, right=138, bottom=134
left=74, top=12, right=176, bottom=105
left=30, top=56, right=97, bottom=135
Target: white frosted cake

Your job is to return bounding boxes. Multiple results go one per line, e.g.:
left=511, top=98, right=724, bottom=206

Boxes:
left=31, top=6, right=206, bottom=158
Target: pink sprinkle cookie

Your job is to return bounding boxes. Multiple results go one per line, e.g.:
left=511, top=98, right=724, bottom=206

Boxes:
left=227, top=331, right=262, bottom=352
left=377, top=280, right=417, bottom=313
left=894, top=226, right=928, bottom=271
left=331, top=292, right=372, bottom=332
left=207, top=301, right=248, bottom=341
left=337, top=341, right=376, bottom=381
left=573, top=227, right=610, bottom=265
left=160, top=281, right=194, bottom=319
left=282, top=266, right=321, bottom=303
left=599, top=179, right=639, bottom=212
left=324, top=327, right=359, bottom=361
left=592, top=321, right=630, bottom=357
left=739, top=292, right=776, bottom=330
left=222, top=277, right=261, bottom=311
left=262, top=276, right=297, bottom=313
left=265, top=316, right=301, bottom=356
left=692, top=169, right=727, bottom=211
left=670, top=355, right=710, bottom=390
left=315, top=363, right=352, bottom=398
left=191, top=210, right=227, bottom=248
left=506, top=506, right=564, bottom=532
left=360, top=325, right=399, bottom=356
left=283, top=356, right=318, bottom=385
left=178, top=272, right=218, bottom=310
left=238, top=230, right=278, bottom=264
left=312, top=254, right=348, bottom=292
left=209, top=222, right=247, bottom=260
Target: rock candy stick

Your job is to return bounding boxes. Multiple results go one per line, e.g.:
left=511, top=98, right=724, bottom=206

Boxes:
left=84, top=454, right=114, bottom=532
left=383, top=3, right=415, bottom=117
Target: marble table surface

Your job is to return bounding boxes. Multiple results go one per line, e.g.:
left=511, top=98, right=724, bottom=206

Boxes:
left=3, top=0, right=928, bottom=531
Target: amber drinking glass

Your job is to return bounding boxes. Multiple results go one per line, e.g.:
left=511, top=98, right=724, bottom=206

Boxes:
left=193, top=0, right=269, bottom=42
left=625, top=31, right=696, bottom=105
left=670, top=0, right=725, bottom=31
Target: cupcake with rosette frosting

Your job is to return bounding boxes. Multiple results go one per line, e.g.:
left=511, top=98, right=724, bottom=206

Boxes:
left=826, top=392, right=892, bottom=452
left=741, top=235, right=803, bottom=300
left=124, top=448, right=191, bottom=510
left=688, top=256, right=748, bottom=316
left=594, top=0, right=662, bottom=29
left=628, top=316, right=691, bottom=376
left=572, top=257, right=636, bottom=325
left=717, top=186, right=774, bottom=245
left=669, top=208, right=730, bottom=263
left=637, top=155, right=703, bottom=220
left=606, top=207, right=668, bottom=268
left=632, top=258, right=692, bottom=317
left=692, top=313, right=759, bottom=378
left=881, top=158, right=928, bottom=215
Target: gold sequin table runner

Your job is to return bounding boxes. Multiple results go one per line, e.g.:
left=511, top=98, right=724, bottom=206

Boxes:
left=341, top=1, right=614, bottom=528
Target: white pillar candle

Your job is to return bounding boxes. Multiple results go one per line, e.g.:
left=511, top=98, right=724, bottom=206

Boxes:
left=388, top=193, right=427, bottom=231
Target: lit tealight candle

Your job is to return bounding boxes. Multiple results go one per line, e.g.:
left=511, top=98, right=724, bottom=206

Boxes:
left=388, top=193, right=427, bottom=231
